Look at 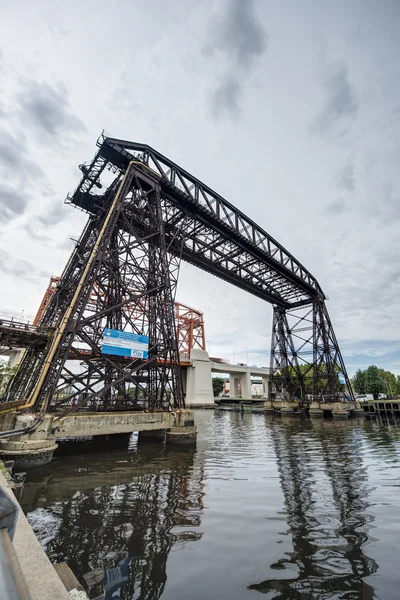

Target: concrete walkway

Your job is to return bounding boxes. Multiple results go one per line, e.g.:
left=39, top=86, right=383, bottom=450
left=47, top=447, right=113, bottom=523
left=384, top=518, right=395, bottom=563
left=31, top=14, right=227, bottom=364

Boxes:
left=0, top=470, right=72, bottom=600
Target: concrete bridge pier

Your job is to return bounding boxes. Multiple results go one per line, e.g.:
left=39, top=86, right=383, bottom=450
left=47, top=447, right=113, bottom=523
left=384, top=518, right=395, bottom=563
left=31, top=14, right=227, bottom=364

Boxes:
left=332, top=408, right=349, bottom=419
left=165, top=409, right=197, bottom=445
left=184, top=349, right=214, bottom=405
left=308, top=408, right=324, bottom=418
left=0, top=414, right=58, bottom=468
left=0, top=408, right=197, bottom=467
left=263, top=401, right=275, bottom=414
left=229, top=371, right=252, bottom=400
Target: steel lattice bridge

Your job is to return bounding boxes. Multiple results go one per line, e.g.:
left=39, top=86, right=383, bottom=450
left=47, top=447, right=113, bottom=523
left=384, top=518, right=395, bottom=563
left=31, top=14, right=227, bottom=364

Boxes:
left=0, top=134, right=353, bottom=417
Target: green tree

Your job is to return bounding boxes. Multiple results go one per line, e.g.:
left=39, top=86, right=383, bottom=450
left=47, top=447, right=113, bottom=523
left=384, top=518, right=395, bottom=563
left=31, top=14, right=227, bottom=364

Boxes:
left=352, top=369, right=366, bottom=394
left=286, top=364, right=342, bottom=395
left=0, top=361, right=18, bottom=396
left=212, top=377, right=225, bottom=397
left=380, top=369, right=397, bottom=396
left=364, top=365, right=385, bottom=399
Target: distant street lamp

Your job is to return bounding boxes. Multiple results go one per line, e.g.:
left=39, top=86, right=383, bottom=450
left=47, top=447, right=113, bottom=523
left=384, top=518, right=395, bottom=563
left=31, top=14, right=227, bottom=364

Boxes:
left=244, top=346, right=249, bottom=365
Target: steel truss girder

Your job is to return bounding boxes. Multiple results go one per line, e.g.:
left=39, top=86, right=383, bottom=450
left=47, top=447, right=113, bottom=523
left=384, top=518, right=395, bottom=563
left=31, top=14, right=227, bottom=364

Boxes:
left=63, top=135, right=353, bottom=404
left=68, top=134, right=324, bottom=308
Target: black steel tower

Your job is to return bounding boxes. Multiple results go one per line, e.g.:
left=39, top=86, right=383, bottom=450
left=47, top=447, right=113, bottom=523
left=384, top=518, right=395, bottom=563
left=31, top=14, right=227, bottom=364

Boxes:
left=2, top=133, right=353, bottom=413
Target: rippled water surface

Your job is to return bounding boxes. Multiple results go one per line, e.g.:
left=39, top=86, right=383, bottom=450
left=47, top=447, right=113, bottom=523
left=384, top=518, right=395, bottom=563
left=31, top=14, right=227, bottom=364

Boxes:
left=18, top=411, right=400, bottom=599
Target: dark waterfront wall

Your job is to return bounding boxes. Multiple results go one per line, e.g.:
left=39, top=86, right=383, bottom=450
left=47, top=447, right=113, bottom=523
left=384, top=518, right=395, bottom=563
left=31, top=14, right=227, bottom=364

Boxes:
left=16, top=412, right=400, bottom=600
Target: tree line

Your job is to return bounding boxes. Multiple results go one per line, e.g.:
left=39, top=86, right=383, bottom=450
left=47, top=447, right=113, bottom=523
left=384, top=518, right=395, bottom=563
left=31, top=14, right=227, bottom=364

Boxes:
left=212, top=365, right=400, bottom=400
left=352, top=365, right=400, bottom=398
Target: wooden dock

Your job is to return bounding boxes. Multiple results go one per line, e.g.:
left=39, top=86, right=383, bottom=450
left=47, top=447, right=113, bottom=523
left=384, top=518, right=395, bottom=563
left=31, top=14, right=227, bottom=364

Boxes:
left=363, top=400, right=400, bottom=419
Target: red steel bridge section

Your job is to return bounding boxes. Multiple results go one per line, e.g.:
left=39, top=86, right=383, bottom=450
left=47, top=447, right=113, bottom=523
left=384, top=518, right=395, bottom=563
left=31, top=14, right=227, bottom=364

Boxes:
left=34, top=278, right=206, bottom=360
left=1, top=278, right=205, bottom=364
left=0, top=133, right=353, bottom=417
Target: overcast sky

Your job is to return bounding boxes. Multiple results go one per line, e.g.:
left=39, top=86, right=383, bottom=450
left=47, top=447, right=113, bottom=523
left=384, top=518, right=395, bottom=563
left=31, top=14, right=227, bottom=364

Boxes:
left=0, top=0, right=399, bottom=374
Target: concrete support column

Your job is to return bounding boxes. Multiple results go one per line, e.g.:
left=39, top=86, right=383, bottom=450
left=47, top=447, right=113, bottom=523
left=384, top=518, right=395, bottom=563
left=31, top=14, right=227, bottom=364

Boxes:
left=241, top=372, right=252, bottom=400
left=185, top=349, right=214, bottom=405
left=8, top=349, right=25, bottom=368
left=261, top=377, right=269, bottom=398
left=0, top=348, right=25, bottom=368
left=229, top=374, right=239, bottom=398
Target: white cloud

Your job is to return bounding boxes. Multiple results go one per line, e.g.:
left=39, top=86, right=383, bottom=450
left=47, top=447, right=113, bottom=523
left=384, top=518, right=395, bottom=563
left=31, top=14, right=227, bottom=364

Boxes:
left=0, top=0, right=399, bottom=374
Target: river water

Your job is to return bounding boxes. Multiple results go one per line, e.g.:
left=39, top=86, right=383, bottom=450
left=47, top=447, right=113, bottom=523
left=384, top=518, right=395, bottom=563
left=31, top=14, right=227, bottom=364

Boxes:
left=17, top=410, right=400, bottom=600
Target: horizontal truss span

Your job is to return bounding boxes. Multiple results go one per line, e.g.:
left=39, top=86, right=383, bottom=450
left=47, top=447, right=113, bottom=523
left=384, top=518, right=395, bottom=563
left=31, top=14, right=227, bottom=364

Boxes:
left=67, top=135, right=323, bottom=308
left=0, top=135, right=355, bottom=412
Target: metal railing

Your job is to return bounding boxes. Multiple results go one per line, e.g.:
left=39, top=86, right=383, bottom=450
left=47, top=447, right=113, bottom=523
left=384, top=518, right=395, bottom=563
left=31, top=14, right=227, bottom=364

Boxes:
left=0, top=318, right=45, bottom=334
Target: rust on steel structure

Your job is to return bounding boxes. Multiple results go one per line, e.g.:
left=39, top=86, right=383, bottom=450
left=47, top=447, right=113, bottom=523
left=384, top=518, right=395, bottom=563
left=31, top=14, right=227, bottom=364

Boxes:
left=33, top=276, right=60, bottom=326
left=174, top=302, right=206, bottom=359
left=0, top=133, right=353, bottom=417
left=2, top=157, right=185, bottom=415
left=30, top=278, right=206, bottom=362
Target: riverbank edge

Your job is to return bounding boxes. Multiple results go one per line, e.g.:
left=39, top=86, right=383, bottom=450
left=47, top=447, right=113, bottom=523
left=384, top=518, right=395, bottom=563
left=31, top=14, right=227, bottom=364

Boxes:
left=0, top=465, right=86, bottom=600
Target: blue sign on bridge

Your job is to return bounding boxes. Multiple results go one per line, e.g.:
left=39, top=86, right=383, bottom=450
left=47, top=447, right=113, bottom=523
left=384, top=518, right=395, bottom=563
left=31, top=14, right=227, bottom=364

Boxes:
left=101, top=328, right=149, bottom=359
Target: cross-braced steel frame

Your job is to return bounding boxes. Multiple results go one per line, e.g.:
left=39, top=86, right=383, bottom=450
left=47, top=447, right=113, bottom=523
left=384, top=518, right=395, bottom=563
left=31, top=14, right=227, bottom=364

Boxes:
left=1, top=133, right=353, bottom=414
left=6, top=163, right=185, bottom=413
left=175, top=302, right=206, bottom=359
left=269, top=299, right=351, bottom=402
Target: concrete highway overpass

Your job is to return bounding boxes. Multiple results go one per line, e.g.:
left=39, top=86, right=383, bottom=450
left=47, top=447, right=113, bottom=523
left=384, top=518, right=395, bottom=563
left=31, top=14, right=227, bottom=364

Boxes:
left=182, top=349, right=270, bottom=405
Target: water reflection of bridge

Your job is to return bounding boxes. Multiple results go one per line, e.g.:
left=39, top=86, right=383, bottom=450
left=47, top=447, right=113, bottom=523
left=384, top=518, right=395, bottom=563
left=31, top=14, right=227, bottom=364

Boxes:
left=17, top=413, right=384, bottom=599
left=19, top=440, right=204, bottom=599
left=249, top=418, right=378, bottom=599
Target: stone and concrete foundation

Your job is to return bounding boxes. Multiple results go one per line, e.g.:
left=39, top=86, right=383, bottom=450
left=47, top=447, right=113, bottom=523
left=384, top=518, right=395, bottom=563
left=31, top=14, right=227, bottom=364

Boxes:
left=263, top=400, right=275, bottom=414
left=0, top=438, right=58, bottom=468
left=0, top=409, right=197, bottom=467
left=332, top=409, right=349, bottom=419
left=309, top=408, right=324, bottom=418
left=166, top=426, right=197, bottom=444
left=165, top=409, right=197, bottom=445
left=263, top=399, right=364, bottom=419
left=0, top=414, right=58, bottom=468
